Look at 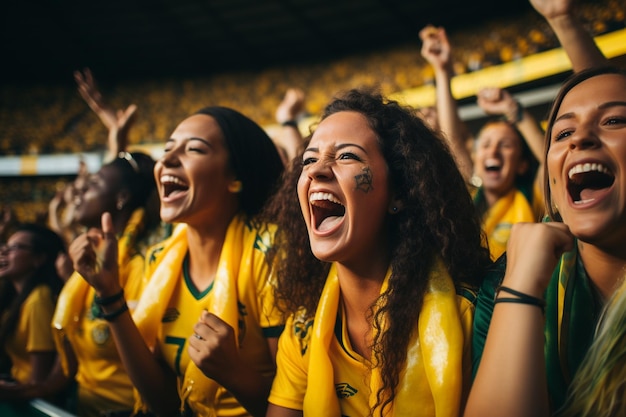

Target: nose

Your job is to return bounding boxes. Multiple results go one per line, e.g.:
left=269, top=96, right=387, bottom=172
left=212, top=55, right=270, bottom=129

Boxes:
left=306, top=159, right=334, bottom=181
left=159, top=146, right=182, bottom=167
left=568, top=125, right=600, bottom=151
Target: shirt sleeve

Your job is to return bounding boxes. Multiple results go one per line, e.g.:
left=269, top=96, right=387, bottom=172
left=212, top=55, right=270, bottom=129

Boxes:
left=23, top=286, right=56, bottom=352
left=268, top=315, right=309, bottom=411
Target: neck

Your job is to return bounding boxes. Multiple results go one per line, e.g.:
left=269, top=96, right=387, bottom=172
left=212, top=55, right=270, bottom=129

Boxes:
left=579, top=240, right=626, bottom=301
left=483, top=187, right=511, bottom=207
left=336, top=259, right=389, bottom=359
left=185, top=216, right=234, bottom=292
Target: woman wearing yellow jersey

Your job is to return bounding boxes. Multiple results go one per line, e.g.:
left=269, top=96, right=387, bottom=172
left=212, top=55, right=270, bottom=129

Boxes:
left=72, top=107, right=285, bottom=417
left=55, top=151, right=159, bottom=417
left=0, top=224, right=65, bottom=402
left=263, top=89, right=492, bottom=416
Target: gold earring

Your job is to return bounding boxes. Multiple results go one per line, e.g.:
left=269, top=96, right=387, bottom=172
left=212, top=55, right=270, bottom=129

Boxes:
left=229, top=181, right=243, bottom=193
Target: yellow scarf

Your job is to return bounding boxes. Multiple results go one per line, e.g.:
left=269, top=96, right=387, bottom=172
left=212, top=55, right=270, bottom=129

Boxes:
left=52, top=208, right=146, bottom=375
left=133, top=215, right=264, bottom=416
left=482, top=188, right=535, bottom=260
left=303, top=258, right=464, bottom=417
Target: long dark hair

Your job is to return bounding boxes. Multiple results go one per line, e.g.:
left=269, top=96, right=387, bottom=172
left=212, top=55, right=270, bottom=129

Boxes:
left=195, top=107, right=284, bottom=218
left=0, top=224, right=65, bottom=371
left=264, top=88, right=491, bottom=415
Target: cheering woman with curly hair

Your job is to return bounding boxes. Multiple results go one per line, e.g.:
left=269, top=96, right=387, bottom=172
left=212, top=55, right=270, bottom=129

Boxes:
left=264, top=89, right=492, bottom=416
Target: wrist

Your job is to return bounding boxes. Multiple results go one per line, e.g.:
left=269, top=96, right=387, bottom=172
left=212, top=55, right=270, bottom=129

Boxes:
left=504, top=100, right=524, bottom=124
left=281, top=120, right=298, bottom=129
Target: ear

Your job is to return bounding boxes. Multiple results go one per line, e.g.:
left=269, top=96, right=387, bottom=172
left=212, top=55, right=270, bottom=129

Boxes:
left=116, top=189, right=131, bottom=211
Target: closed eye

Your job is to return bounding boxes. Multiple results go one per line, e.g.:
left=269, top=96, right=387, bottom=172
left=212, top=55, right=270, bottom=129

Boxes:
left=302, top=157, right=317, bottom=166
left=338, top=152, right=362, bottom=161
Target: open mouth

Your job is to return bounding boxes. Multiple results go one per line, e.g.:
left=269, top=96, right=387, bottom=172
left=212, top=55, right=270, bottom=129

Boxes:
left=161, top=175, right=189, bottom=198
left=567, top=162, right=614, bottom=204
left=484, top=159, right=502, bottom=173
left=310, top=192, right=345, bottom=232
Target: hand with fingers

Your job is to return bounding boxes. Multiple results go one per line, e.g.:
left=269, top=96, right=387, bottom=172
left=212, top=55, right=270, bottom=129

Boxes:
left=419, top=25, right=452, bottom=72
left=74, top=68, right=137, bottom=155
left=477, top=87, right=521, bottom=122
left=502, top=222, right=575, bottom=297
left=188, top=311, right=241, bottom=385
left=275, top=88, right=306, bottom=125
left=69, top=212, right=122, bottom=297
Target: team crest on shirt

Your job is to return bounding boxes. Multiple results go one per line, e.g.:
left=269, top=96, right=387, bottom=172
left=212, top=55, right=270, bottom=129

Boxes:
left=335, top=382, right=358, bottom=398
left=91, top=322, right=110, bottom=346
left=292, top=310, right=313, bottom=356
left=162, top=308, right=180, bottom=323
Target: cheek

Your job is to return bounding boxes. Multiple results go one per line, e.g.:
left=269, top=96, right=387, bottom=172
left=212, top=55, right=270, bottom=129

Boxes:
left=296, top=174, right=310, bottom=216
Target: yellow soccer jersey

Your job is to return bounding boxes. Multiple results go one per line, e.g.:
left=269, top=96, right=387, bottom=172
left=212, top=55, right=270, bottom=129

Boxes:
left=65, top=253, right=146, bottom=415
left=269, top=292, right=475, bottom=416
left=5, top=284, right=56, bottom=383
left=158, top=252, right=283, bottom=416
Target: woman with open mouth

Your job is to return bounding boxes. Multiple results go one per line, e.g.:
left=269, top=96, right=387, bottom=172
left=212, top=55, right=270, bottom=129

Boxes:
left=70, top=106, right=285, bottom=416
left=0, top=224, right=65, bottom=404
left=418, top=0, right=610, bottom=262
left=263, top=89, right=492, bottom=416
left=466, top=66, right=626, bottom=417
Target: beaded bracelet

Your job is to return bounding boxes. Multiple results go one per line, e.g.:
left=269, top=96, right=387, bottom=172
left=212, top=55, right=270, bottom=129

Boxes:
left=101, top=302, right=129, bottom=322
left=94, top=289, right=124, bottom=306
left=494, top=285, right=546, bottom=313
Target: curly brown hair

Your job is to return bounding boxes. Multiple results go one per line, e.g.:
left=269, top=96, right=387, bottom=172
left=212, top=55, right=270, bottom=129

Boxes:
left=263, top=88, right=491, bottom=415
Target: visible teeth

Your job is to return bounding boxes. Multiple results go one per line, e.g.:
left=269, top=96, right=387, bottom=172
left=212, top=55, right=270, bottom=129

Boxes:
left=160, top=175, right=187, bottom=185
left=309, top=192, right=343, bottom=205
left=568, top=163, right=611, bottom=179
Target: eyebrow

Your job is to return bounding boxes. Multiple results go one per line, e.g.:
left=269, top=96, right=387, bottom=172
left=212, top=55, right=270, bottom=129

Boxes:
left=303, top=143, right=367, bottom=154
left=555, top=101, right=626, bottom=123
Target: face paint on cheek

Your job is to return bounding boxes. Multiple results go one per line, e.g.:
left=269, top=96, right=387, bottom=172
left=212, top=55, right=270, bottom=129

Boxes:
left=354, top=166, right=373, bottom=193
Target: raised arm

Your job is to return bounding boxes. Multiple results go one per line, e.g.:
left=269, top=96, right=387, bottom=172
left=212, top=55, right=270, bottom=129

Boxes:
left=274, top=88, right=306, bottom=166
left=465, top=222, right=575, bottom=417
left=74, top=68, right=137, bottom=160
left=70, top=213, right=180, bottom=415
left=419, top=25, right=473, bottom=181
left=530, top=0, right=609, bottom=71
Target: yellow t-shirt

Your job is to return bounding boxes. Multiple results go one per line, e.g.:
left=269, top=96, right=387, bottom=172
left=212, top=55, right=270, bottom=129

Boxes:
left=64, top=253, right=146, bottom=416
left=5, top=284, right=56, bottom=384
left=269, top=292, right=475, bottom=416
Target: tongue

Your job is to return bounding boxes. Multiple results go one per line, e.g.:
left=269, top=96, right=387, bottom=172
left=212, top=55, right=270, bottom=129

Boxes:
left=318, top=215, right=342, bottom=232
left=579, top=187, right=605, bottom=202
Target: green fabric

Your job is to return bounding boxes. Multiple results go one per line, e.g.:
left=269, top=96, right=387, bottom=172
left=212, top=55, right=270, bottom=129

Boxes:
left=472, top=245, right=602, bottom=412
left=544, top=246, right=600, bottom=411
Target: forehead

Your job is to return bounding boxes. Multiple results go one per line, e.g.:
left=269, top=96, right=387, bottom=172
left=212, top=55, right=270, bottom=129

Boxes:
left=171, top=114, right=226, bottom=144
left=310, top=111, right=378, bottom=148
left=477, top=122, right=521, bottom=144
left=558, top=73, right=626, bottom=114
left=8, top=231, right=33, bottom=244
